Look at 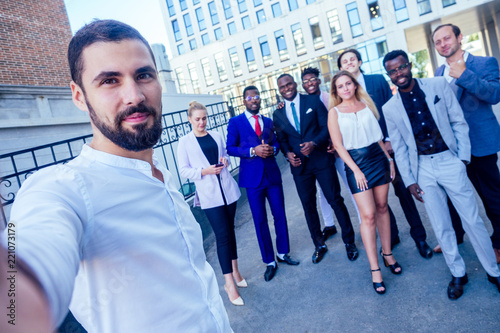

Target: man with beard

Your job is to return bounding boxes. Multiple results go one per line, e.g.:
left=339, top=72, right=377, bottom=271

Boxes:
left=382, top=50, right=500, bottom=300
left=0, top=20, right=232, bottom=332
left=226, top=85, right=298, bottom=282
left=432, top=24, right=500, bottom=262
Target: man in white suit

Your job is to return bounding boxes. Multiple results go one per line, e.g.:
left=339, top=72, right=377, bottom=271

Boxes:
left=382, top=50, right=500, bottom=300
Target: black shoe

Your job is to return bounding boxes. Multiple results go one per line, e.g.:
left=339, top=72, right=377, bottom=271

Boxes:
left=264, top=264, right=277, bottom=282
left=447, top=274, right=468, bottom=300
left=416, top=241, right=433, bottom=259
left=345, top=243, right=359, bottom=261
left=276, top=254, right=300, bottom=265
left=312, top=245, right=328, bottom=264
left=322, top=226, right=337, bottom=241
left=370, top=268, right=386, bottom=295
left=391, top=236, right=401, bottom=249
left=487, top=273, right=500, bottom=293
left=381, top=252, right=402, bottom=274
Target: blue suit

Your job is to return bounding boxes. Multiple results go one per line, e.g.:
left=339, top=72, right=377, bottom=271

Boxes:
left=227, top=112, right=290, bottom=264
left=436, top=53, right=500, bottom=248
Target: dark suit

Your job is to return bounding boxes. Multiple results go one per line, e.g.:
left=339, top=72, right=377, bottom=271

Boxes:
left=436, top=54, right=500, bottom=248
left=273, top=94, right=354, bottom=248
left=365, top=74, right=427, bottom=245
left=227, top=112, right=290, bottom=264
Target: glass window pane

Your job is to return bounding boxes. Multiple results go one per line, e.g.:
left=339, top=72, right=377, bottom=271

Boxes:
left=188, top=62, right=200, bottom=93
left=442, top=0, right=456, bottom=7
left=184, top=14, right=194, bottom=36
left=275, top=29, right=289, bottom=61
left=167, top=0, right=176, bottom=16
left=288, top=0, right=298, bottom=11
left=254, top=0, right=263, bottom=6
left=291, top=23, right=306, bottom=56
left=201, top=33, right=210, bottom=45
left=256, top=9, right=266, bottom=24
left=177, top=44, right=185, bottom=55
left=208, top=1, right=220, bottom=25
left=175, top=68, right=187, bottom=93
left=172, top=20, right=182, bottom=42
left=229, top=47, right=242, bottom=77
left=189, top=39, right=197, bottom=50
left=214, top=27, right=223, bottom=40
left=180, top=0, right=188, bottom=11
left=201, top=58, right=214, bottom=86
left=417, top=0, right=432, bottom=15
left=238, top=0, right=247, bottom=13
left=271, top=3, right=282, bottom=17
left=327, top=9, right=343, bottom=44
left=196, top=8, right=206, bottom=31
left=228, top=21, right=237, bottom=35
left=214, top=52, right=228, bottom=82
left=222, top=0, right=233, bottom=19
left=309, top=16, right=324, bottom=50
left=242, top=15, right=251, bottom=30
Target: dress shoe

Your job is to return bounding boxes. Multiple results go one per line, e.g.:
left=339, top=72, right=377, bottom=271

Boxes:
left=264, top=264, right=277, bottom=282
left=447, top=274, right=468, bottom=300
left=345, top=243, right=359, bottom=261
left=487, top=273, right=500, bottom=293
left=494, top=248, right=500, bottom=264
left=416, top=241, right=433, bottom=259
left=236, top=279, right=248, bottom=288
left=224, top=285, right=244, bottom=306
left=276, top=254, right=300, bottom=265
left=322, top=226, right=337, bottom=241
left=433, top=244, right=442, bottom=253
left=391, top=236, right=401, bottom=249
left=312, top=245, right=328, bottom=264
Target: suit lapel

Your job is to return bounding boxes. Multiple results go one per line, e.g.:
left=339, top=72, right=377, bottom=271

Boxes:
left=393, top=93, right=412, bottom=134
left=457, top=55, right=474, bottom=101
left=418, top=79, right=441, bottom=128
left=299, top=94, right=307, bottom=134
left=241, top=113, right=260, bottom=141
left=276, top=103, right=300, bottom=137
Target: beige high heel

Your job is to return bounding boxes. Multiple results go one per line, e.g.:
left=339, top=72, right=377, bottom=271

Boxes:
left=224, top=285, right=244, bottom=306
left=236, top=279, right=248, bottom=288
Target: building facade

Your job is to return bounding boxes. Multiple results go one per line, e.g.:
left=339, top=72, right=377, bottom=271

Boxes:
left=160, top=0, right=500, bottom=100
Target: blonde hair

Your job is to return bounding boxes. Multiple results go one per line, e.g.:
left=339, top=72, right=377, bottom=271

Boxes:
left=328, top=70, right=379, bottom=120
left=187, top=100, right=207, bottom=117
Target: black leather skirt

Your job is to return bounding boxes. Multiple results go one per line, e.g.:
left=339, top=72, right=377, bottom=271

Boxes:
left=345, top=142, right=391, bottom=194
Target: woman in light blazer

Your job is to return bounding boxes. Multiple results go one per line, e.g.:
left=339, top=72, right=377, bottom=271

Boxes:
left=177, top=101, right=246, bottom=306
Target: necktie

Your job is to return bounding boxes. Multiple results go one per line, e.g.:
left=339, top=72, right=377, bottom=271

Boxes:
left=253, top=115, right=262, bottom=137
left=291, top=102, right=300, bottom=134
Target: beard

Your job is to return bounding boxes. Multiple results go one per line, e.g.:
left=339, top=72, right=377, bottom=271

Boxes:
left=87, top=101, right=163, bottom=152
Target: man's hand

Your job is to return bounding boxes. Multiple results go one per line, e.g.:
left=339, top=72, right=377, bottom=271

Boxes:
left=327, top=143, right=336, bottom=154
left=449, top=54, right=466, bottom=79
left=300, top=141, right=315, bottom=156
left=384, top=141, right=393, bottom=155
left=255, top=140, right=274, bottom=158
left=277, top=102, right=285, bottom=109
left=408, top=183, right=424, bottom=203
left=287, top=151, right=301, bottom=167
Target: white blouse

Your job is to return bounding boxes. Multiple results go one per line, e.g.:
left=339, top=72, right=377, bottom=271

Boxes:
left=335, top=106, right=383, bottom=150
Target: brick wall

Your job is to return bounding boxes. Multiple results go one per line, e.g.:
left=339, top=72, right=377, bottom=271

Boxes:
left=0, top=0, right=72, bottom=87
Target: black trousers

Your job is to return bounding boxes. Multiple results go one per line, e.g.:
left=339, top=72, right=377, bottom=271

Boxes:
left=203, top=201, right=238, bottom=274
left=293, top=163, right=354, bottom=248
left=448, top=153, right=500, bottom=248
left=389, top=154, right=427, bottom=245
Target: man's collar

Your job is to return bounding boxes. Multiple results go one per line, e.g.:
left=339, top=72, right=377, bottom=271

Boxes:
left=245, top=109, right=260, bottom=118
left=445, top=50, right=469, bottom=68
left=284, top=93, right=300, bottom=106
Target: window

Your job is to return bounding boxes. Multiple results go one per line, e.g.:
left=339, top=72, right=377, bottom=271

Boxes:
left=355, top=36, right=388, bottom=74
left=327, top=9, right=343, bottom=44
left=214, top=27, right=223, bottom=40
left=180, top=0, right=188, bottom=11
left=177, top=44, right=185, bottom=55
left=172, top=20, right=182, bottom=42
left=256, top=9, right=266, bottom=24
left=228, top=21, right=237, bottom=35
left=238, top=0, right=247, bottom=13
left=222, top=0, right=233, bottom=19
left=228, top=47, right=242, bottom=77
left=367, top=0, right=383, bottom=31
left=253, top=0, right=262, bottom=6
left=201, top=58, right=214, bottom=86
left=187, top=62, right=200, bottom=93
left=442, top=0, right=456, bottom=7
left=309, top=16, right=324, bottom=50
left=291, top=23, right=306, bottom=56
left=175, top=68, right=188, bottom=93
left=242, top=15, right=251, bottom=30
left=288, top=0, right=298, bottom=11
left=193, top=0, right=200, bottom=4
left=166, top=0, right=175, bottom=16
left=417, top=0, right=431, bottom=15
left=346, top=2, right=363, bottom=38
left=196, top=8, right=206, bottom=31
left=201, top=33, right=210, bottom=45
left=243, top=41, right=257, bottom=72
left=183, top=14, right=194, bottom=36
left=208, top=1, right=220, bottom=25
left=259, top=36, right=273, bottom=67
left=214, top=52, right=228, bottom=82
left=189, top=39, right=197, bottom=50
left=275, top=29, right=289, bottom=61
left=271, top=2, right=282, bottom=17
left=306, top=0, right=316, bottom=3
left=393, top=0, right=409, bottom=22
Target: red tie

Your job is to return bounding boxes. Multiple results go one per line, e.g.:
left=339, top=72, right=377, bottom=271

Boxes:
left=253, top=115, right=262, bottom=137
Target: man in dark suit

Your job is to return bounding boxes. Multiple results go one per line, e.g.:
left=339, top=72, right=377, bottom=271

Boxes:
left=273, top=74, right=358, bottom=264
left=337, top=49, right=433, bottom=259
left=433, top=23, right=500, bottom=263
left=227, top=85, right=299, bottom=282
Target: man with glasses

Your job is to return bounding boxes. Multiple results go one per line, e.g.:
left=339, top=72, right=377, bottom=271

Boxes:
left=382, top=50, right=500, bottom=300
left=227, top=85, right=299, bottom=282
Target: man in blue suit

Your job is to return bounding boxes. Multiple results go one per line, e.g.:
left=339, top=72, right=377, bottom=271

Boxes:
left=227, top=85, right=299, bottom=282
left=433, top=24, right=500, bottom=263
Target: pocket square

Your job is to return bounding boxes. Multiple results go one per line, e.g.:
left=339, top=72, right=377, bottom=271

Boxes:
left=434, top=95, right=441, bottom=104
left=306, top=108, right=313, bottom=114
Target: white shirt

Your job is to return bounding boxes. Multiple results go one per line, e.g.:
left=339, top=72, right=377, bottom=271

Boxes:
left=443, top=51, right=470, bottom=83
left=335, top=106, right=383, bottom=150
left=357, top=73, right=367, bottom=90
left=3, top=144, right=232, bottom=333
left=319, top=91, right=330, bottom=110
left=245, top=109, right=264, bottom=132
left=284, top=93, right=301, bottom=131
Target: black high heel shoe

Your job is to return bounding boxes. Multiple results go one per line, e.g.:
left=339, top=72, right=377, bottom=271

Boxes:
left=382, top=252, right=402, bottom=275
left=371, top=268, right=386, bottom=295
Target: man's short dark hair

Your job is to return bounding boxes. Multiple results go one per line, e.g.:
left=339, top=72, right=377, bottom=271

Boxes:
left=277, top=73, right=293, bottom=84
left=68, top=19, right=155, bottom=87
left=337, top=48, right=364, bottom=73
left=243, top=85, right=259, bottom=98
left=301, top=67, right=320, bottom=79
left=432, top=24, right=461, bottom=40
left=383, top=50, right=409, bottom=69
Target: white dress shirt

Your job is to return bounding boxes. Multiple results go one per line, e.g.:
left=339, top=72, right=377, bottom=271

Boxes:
left=335, top=106, right=383, bottom=150
left=443, top=51, right=469, bottom=83
left=3, top=144, right=232, bottom=333
left=245, top=109, right=264, bottom=132
left=319, top=90, right=330, bottom=110
left=284, top=93, right=301, bottom=131
left=357, top=72, right=367, bottom=90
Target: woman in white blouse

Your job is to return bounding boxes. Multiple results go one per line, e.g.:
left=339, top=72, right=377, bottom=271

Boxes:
left=177, top=101, right=246, bottom=305
left=327, top=71, right=400, bottom=294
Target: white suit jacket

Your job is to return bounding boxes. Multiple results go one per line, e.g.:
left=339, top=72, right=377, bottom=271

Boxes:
left=177, top=130, right=241, bottom=209
left=382, top=77, right=471, bottom=187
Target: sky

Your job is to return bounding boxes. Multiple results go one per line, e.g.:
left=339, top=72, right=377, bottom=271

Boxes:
left=64, top=0, right=172, bottom=57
